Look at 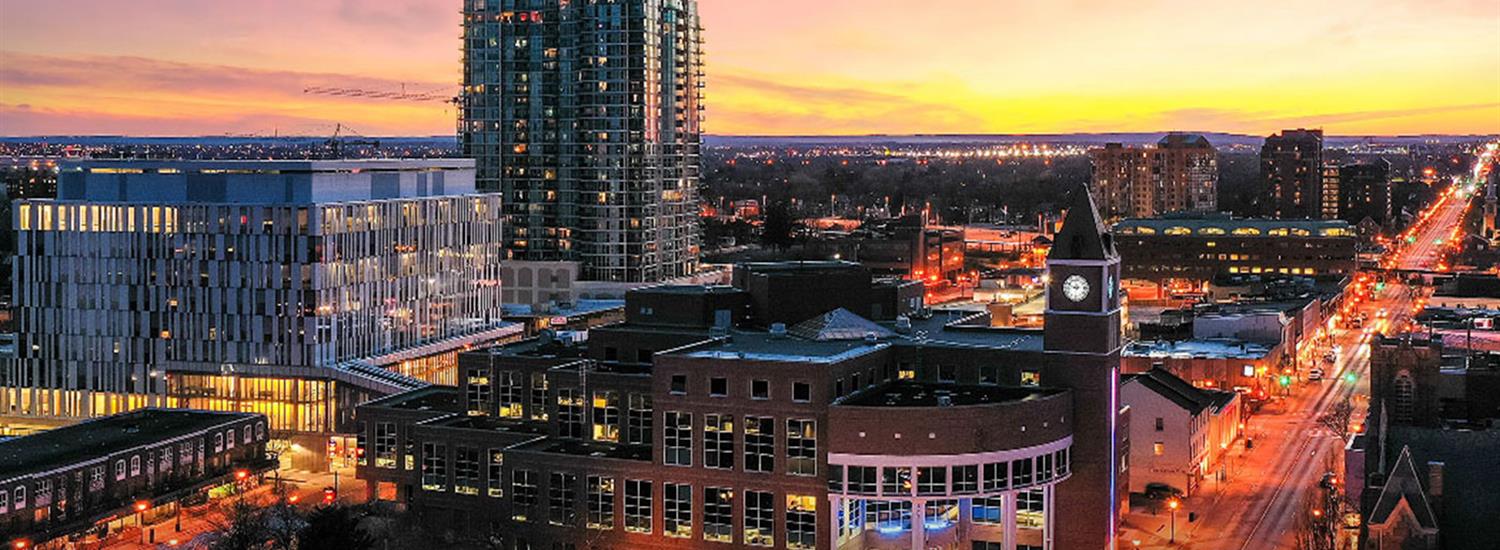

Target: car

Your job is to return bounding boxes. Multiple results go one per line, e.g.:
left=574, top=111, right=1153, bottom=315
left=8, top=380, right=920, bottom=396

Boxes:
left=1144, top=482, right=1184, bottom=501
left=1308, top=368, right=1324, bottom=381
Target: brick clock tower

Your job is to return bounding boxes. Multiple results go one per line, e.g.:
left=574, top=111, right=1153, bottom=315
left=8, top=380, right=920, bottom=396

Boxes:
left=1044, top=187, right=1124, bottom=550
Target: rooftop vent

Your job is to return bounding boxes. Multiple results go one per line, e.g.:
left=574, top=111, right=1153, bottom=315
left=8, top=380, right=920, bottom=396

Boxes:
left=769, top=323, right=788, bottom=339
left=894, top=315, right=913, bottom=334
left=937, top=395, right=954, bottom=407
left=864, top=332, right=880, bottom=345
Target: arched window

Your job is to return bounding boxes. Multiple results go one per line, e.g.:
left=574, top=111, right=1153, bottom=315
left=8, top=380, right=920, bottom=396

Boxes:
left=1393, top=372, right=1416, bottom=423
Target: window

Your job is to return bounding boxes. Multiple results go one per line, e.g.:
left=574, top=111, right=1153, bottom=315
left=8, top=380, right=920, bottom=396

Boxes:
left=115, top=459, right=126, bottom=481
left=744, top=490, right=775, bottom=546
left=1038, top=453, right=1054, bottom=483
left=751, top=379, right=770, bottom=400
left=978, top=461, right=1002, bottom=491
left=33, top=480, right=50, bottom=509
left=624, top=479, right=652, bottom=533
left=704, top=414, right=734, bottom=469
left=1021, top=370, right=1041, bottom=386
left=664, top=482, right=692, bottom=538
left=744, top=416, right=775, bottom=473
left=213, top=433, right=224, bottom=453
left=898, top=365, right=916, bottom=380
left=130, top=455, right=141, bottom=476
left=1155, top=417, right=1164, bottom=431
left=421, top=443, right=447, bottom=492
left=1056, top=448, right=1070, bottom=477
left=939, top=365, right=957, bottom=383
left=787, top=495, right=817, bottom=550
left=90, top=466, right=105, bottom=492
left=974, top=542, right=1004, bottom=550
left=454, top=447, right=480, bottom=496
left=256, top=422, right=266, bottom=440
left=512, top=470, right=537, bottom=521
left=160, top=447, right=173, bottom=474
left=466, top=370, right=491, bottom=415
left=627, top=394, right=653, bottom=445
left=670, top=374, right=687, bottom=395
left=704, top=487, right=734, bottom=542
left=979, top=366, right=998, bottom=385
left=549, top=473, right=578, bottom=526
left=592, top=391, right=619, bottom=442
left=786, top=419, right=817, bottom=476
left=1012, top=458, right=1033, bottom=487
left=487, top=450, right=505, bottom=498
left=243, top=426, right=253, bottom=444
left=11, top=486, right=23, bottom=510
left=1017, top=489, right=1046, bottom=529
left=848, top=466, right=878, bottom=494
left=498, top=371, right=524, bottom=418
left=868, top=500, right=912, bottom=532
left=375, top=422, right=397, bottom=468
left=225, top=430, right=235, bottom=449
left=793, top=382, right=811, bottom=402
left=0, top=490, right=6, bottom=515
left=953, top=464, right=979, bottom=494
left=710, top=377, right=728, bottom=397
left=530, top=373, right=550, bottom=421
left=883, top=467, right=912, bottom=496
left=557, top=388, right=585, bottom=438
left=664, top=411, right=693, bottom=466
left=586, top=475, right=615, bottom=530
left=1154, top=442, right=1165, bottom=456
left=972, top=497, right=1004, bottom=525
left=917, top=466, right=947, bottom=495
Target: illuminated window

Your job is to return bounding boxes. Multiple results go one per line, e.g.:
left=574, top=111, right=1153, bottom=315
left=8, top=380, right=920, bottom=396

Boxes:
left=1021, top=370, right=1041, bottom=386
left=787, top=419, right=817, bottom=476
left=592, top=391, right=619, bottom=442
left=664, top=482, right=693, bottom=538
left=973, top=497, right=1004, bottom=525
left=487, top=450, right=504, bottom=498
left=705, top=487, right=734, bottom=542
left=786, top=495, right=817, bottom=549
left=1017, top=489, right=1046, bottom=529
left=1154, top=442, right=1165, bottom=456
left=454, top=447, right=480, bottom=496
left=586, top=475, right=614, bottom=529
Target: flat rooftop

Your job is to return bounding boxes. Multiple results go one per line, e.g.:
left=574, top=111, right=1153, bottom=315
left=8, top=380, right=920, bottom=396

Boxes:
left=361, top=386, right=459, bottom=412
left=672, top=331, right=888, bottom=364
left=511, top=438, right=652, bottom=462
left=55, top=158, right=477, bottom=205
left=840, top=382, right=1065, bottom=407
left=0, top=409, right=258, bottom=480
left=1125, top=338, right=1272, bottom=360
left=890, top=310, right=1044, bottom=352
left=1114, top=216, right=1354, bottom=238
left=420, top=414, right=549, bottom=436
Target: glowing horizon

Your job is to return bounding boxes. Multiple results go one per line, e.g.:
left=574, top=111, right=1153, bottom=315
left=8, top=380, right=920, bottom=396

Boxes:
left=0, top=0, right=1496, bottom=137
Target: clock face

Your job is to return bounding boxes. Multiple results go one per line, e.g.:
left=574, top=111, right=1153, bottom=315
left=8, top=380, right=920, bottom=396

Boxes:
left=1062, top=274, right=1091, bottom=302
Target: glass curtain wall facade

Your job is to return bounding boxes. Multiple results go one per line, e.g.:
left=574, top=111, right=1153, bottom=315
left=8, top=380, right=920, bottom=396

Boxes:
left=5, top=185, right=505, bottom=432
left=462, top=0, right=703, bottom=282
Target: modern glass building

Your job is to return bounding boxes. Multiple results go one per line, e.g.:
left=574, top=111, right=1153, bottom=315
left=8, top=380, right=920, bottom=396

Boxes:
left=3, top=159, right=514, bottom=466
left=460, top=0, right=703, bottom=283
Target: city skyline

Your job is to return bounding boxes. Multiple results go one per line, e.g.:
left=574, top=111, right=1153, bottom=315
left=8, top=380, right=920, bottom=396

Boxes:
left=2, top=0, right=1497, bottom=137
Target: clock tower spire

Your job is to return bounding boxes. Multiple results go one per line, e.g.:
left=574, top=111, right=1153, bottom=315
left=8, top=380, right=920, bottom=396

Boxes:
left=1044, top=186, right=1122, bottom=354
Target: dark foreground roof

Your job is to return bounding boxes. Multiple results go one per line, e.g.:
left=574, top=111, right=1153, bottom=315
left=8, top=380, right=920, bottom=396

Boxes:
left=1368, top=446, right=1438, bottom=530
left=0, top=408, right=259, bottom=481
left=1124, top=367, right=1237, bottom=415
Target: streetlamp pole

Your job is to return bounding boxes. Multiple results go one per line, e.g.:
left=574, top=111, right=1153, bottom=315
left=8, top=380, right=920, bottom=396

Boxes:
left=1168, top=498, right=1180, bottom=544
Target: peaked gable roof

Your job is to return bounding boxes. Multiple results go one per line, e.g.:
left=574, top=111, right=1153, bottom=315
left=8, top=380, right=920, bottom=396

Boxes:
left=1369, top=446, right=1439, bottom=530
left=1123, top=367, right=1221, bottom=415
left=1049, top=185, right=1118, bottom=262
left=789, top=308, right=894, bottom=342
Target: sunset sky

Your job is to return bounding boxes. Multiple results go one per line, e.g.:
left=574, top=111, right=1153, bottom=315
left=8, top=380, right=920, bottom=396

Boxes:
left=1, top=0, right=1497, bottom=136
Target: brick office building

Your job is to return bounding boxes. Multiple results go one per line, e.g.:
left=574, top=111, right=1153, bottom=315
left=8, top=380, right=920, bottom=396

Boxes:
left=354, top=191, right=1128, bottom=550
left=0, top=409, right=271, bottom=546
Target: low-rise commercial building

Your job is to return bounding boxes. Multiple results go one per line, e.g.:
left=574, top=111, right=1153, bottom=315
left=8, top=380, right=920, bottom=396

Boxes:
left=0, top=409, right=271, bottom=547
left=1122, top=368, right=1241, bottom=496
left=1123, top=338, right=1281, bottom=395
left=1113, top=216, right=1357, bottom=287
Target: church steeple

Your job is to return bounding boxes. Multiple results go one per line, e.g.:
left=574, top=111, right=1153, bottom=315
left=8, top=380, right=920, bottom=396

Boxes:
left=1049, top=185, right=1118, bottom=262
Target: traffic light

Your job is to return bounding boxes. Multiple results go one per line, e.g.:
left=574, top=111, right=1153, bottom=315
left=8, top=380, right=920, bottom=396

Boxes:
left=1344, top=372, right=1357, bottom=383
left=1279, top=375, right=1291, bottom=387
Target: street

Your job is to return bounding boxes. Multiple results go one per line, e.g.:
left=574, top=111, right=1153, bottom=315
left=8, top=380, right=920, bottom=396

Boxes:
left=1122, top=157, right=1476, bottom=549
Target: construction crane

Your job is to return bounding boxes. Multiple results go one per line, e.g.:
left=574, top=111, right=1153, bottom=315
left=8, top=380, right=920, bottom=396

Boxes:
left=303, top=84, right=459, bottom=104
left=325, top=123, right=380, bottom=159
